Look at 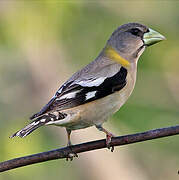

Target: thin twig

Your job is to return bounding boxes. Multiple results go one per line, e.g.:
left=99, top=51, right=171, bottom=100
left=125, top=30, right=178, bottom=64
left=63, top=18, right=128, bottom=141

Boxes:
left=0, top=125, right=179, bottom=173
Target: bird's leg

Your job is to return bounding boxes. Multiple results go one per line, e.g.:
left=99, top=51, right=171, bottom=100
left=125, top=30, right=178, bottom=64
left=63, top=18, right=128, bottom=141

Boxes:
left=96, top=125, right=115, bottom=152
left=66, top=129, right=72, bottom=147
left=66, top=129, right=78, bottom=161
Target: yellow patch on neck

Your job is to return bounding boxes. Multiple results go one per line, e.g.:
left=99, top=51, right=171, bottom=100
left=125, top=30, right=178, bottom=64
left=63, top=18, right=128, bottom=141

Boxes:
left=105, top=46, right=130, bottom=67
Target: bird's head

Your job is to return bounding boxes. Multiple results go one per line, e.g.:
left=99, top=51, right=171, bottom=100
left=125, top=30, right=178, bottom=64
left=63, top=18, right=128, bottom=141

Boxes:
left=105, top=23, right=166, bottom=67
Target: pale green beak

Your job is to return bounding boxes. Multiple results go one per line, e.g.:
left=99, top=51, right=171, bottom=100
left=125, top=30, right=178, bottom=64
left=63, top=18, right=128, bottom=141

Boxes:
left=143, top=28, right=166, bottom=46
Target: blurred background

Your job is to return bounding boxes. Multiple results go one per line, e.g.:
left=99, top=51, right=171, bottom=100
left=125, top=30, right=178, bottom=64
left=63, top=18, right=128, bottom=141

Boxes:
left=0, top=1, right=179, bottom=179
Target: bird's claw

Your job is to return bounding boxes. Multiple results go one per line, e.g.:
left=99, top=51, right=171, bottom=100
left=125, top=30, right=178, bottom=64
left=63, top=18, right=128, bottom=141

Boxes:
left=107, top=145, right=114, bottom=152
left=66, top=146, right=78, bottom=161
left=66, top=152, right=78, bottom=161
left=106, top=133, right=115, bottom=152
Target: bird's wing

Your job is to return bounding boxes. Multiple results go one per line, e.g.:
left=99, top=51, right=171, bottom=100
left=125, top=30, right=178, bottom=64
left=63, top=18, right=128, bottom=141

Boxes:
left=52, top=66, right=127, bottom=109
left=30, top=65, right=127, bottom=120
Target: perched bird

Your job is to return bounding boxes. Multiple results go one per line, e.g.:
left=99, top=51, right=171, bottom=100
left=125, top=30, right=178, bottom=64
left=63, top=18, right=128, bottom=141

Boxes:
left=11, top=23, right=165, bottom=153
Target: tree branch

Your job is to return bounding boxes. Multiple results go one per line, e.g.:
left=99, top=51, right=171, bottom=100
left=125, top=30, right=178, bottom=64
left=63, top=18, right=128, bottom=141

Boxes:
left=1, top=125, right=179, bottom=173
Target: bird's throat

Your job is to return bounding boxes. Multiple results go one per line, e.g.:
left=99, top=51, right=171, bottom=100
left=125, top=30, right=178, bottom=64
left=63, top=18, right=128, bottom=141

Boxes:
left=105, top=46, right=130, bottom=67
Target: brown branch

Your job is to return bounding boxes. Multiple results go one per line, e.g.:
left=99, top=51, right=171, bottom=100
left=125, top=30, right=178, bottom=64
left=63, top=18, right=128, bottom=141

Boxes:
left=1, top=125, right=179, bottom=173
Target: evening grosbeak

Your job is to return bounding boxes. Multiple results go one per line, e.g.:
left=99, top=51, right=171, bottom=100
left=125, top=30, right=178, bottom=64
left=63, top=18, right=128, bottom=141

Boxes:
left=11, top=23, right=165, bottom=153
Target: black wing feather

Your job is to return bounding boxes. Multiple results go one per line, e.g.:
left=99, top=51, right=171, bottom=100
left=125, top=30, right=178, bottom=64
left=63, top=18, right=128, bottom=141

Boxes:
left=30, top=67, right=127, bottom=119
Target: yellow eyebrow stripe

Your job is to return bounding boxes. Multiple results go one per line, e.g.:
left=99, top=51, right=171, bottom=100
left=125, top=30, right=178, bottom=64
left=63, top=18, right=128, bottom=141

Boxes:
left=105, top=46, right=130, bottom=67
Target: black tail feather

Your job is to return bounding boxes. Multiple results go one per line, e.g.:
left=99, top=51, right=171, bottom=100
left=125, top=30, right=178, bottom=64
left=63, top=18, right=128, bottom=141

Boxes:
left=10, top=118, right=47, bottom=138
left=10, top=112, right=67, bottom=138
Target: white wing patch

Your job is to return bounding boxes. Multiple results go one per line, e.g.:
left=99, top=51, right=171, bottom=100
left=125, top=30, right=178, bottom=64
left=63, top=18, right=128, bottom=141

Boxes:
left=85, top=91, right=97, bottom=100
left=57, top=90, right=81, bottom=100
left=77, top=77, right=106, bottom=87
left=57, top=88, right=63, bottom=94
left=40, top=119, right=46, bottom=123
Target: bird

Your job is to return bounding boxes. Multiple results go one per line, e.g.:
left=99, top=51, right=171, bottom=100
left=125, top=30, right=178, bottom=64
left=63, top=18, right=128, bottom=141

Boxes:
left=11, top=23, right=165, bottom=156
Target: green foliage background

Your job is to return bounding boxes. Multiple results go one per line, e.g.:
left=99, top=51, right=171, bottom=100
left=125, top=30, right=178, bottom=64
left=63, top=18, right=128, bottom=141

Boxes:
left=0, top=1, right=179, bottom=179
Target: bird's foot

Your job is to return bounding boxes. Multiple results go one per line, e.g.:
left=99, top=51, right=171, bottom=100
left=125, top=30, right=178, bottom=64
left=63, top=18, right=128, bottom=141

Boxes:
left=66, top=144, right=78, bottom=161
left=106, top=132, right=115, bottom=152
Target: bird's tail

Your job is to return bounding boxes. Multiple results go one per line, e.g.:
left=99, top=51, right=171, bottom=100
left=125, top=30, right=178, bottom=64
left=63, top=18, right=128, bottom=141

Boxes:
left=10, top=112, right=67, bottom=138
left=10, top=114, right=53, bottom=138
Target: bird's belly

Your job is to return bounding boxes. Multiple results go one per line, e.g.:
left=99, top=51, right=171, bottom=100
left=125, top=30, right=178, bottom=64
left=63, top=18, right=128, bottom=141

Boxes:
left=54, top=72, right=135, bottom=130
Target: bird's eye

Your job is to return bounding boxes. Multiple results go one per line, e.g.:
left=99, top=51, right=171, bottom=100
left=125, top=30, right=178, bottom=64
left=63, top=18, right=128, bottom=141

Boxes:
left=130, top=28, right=141, bottom=36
